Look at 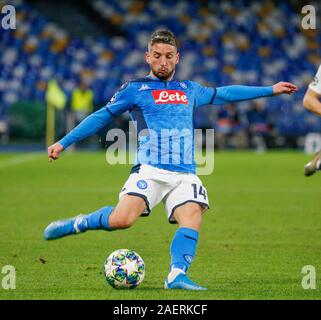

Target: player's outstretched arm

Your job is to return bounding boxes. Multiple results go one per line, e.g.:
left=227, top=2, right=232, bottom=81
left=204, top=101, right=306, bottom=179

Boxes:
left=303, top=88, right=321, bottom=117
left=213, top=82, right=297, bottom=105
left=47, top=107, right=114, bottom=161
left=46, top=81, right=133, bottom=162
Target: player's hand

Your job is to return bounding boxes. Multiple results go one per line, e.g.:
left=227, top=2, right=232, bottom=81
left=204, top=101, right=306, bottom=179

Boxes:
left=272, top=82, right=298, bottom=95
left=48, top=142, right=64, bottom=162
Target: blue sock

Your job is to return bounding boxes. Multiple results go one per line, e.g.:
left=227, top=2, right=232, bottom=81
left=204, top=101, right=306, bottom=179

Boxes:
left=170, top=227, right=199, bottom=272
left=80, top=206, right=114, bottom=231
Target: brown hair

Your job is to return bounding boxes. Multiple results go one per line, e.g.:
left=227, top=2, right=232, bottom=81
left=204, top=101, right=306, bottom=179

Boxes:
left=148, top=29, right=178, bottom=51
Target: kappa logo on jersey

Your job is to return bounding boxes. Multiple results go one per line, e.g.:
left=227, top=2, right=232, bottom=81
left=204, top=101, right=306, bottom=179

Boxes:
left=138, top=84, right=151, bottom=91
left=152, top=90, right=188, bottom=105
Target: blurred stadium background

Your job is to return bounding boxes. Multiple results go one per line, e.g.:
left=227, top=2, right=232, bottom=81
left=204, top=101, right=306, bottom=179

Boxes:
left=2, top=0, right=321, bottom=301
left=0, top=0, right=321, bottom=152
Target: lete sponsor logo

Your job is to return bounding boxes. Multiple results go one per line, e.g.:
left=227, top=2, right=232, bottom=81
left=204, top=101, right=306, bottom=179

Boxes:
left=152, top=90, right=188, bottom=104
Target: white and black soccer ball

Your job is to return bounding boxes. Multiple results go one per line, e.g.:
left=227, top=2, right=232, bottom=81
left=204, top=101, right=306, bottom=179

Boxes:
left=103, top=249, right=145, bottom=289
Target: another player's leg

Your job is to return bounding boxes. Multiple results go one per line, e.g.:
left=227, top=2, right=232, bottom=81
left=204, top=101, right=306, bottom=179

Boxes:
left=164, top=202, right=207, bottom=290
left=304, top=150, right=321, bottom=176
left=43, top=195, right=146, bottom=240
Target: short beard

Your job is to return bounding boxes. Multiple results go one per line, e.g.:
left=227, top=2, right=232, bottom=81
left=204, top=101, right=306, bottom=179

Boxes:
left=152, top=68, right=175, bottom=81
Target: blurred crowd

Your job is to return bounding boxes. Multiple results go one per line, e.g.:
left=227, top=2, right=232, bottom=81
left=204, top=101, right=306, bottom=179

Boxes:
left=0, top=0, right=321, bottom=148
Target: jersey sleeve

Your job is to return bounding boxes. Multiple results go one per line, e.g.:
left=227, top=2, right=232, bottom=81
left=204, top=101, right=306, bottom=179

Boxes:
left=58, top=107, right=114, bottom=149
left=213, top=85, right=273, bottom=104
left=190, top=81, right=273, bottom=107
left=58, top=82, right=134, bottom=150
left=309, top=65, right=321, bottom=95
left=189, top=81, right=216, bottom=108
left=105, top=82, right=134, bottom=116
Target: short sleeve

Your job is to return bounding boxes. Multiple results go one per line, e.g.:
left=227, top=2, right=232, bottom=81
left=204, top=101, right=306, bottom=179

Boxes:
left=105, top=82, right=134, bottom=116
left=309, top=65, right=321, bottom=95
left=190, top=81, right=216, bottom=108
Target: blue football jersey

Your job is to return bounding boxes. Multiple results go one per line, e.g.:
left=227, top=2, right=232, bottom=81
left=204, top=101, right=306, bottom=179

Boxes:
left=106, top=76, right=216, bottom=174
left=59, top=75, right=273, bottom=174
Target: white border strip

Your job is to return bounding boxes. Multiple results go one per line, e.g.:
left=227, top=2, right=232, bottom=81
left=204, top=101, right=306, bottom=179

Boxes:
left=0, top=153, right=44, bottom=169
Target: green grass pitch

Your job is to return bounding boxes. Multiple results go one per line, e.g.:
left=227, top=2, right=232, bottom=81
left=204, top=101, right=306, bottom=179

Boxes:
left=0, top=151, right=321, bottom=300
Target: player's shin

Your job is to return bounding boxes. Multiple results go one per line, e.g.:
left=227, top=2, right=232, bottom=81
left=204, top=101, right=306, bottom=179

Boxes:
left=169, top=227, right=198, bottom=273
left=83, top=206, right=115, bottom=231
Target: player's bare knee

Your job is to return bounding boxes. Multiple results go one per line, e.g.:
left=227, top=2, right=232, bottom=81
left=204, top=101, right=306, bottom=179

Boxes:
left=110, top=209, right=139, bottom=229
left=119, top=216, right=136, bottom=229
left=173, top=203, right=203, bottom=229
left=111, top=216, right=131, bottom=229
left=189, top=207, right=203, bottom=222
left=187, top=203, right=203, bottom=217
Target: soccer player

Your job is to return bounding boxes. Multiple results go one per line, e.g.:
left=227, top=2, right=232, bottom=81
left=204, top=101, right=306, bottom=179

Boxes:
left=44, top=30, right=297, bottom=290
left=303, top=65, right=321, bottom=176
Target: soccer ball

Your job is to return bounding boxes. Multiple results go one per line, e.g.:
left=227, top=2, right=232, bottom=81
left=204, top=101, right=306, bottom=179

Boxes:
left=103, top=249, right=145, bottom=289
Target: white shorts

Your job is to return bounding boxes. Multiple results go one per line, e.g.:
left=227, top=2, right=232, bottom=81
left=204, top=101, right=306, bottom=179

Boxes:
left=118, top=164, right=210, bottom=223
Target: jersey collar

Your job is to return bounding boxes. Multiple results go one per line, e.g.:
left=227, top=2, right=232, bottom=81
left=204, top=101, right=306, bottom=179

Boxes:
left=145, top=74, right=175, bottom=82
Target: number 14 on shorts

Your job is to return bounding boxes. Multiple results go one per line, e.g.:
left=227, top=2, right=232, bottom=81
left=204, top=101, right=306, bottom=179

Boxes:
left=191, top=184, right=207, bottom=201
